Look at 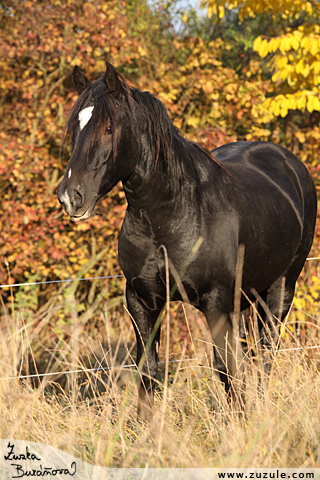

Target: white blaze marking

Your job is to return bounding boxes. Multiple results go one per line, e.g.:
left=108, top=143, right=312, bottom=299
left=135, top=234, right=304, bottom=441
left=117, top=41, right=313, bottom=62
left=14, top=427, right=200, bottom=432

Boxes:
left=78, top=106, right=94, bottom=131
left=68, top=168, right=72, bottom=179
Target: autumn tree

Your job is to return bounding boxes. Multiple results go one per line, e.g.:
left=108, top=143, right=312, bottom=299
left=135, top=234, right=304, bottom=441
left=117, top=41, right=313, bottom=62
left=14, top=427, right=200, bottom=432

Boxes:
left=0, top=0, right=137, bottom=298
left=201, top=0, right=320, bottom=117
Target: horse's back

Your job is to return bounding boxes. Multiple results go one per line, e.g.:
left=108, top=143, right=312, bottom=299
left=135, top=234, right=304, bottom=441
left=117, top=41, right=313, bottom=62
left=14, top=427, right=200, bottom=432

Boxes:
left=212, top=141, right=317, bottom=229
left=213, top=141, right=310, bottom=180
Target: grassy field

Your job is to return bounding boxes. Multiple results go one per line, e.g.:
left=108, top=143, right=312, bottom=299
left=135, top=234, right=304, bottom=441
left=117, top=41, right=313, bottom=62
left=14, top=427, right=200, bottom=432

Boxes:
left=0, top=271, right=319, bottom=468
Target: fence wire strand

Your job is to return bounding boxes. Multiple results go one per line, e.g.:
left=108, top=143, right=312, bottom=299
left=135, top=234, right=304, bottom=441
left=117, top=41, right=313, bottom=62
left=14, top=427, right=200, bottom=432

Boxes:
left=2, top=342, right=320, bottom=382
left=0, top=255, right=319, bottom=290
left=0, top=274, right=125, bottom=289
left=0, top=357, right=213, bottom=382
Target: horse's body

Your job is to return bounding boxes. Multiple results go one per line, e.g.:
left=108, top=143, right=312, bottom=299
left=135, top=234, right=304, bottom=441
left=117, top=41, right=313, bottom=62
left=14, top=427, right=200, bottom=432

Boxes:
left=58, top=62, right=317, bottom=420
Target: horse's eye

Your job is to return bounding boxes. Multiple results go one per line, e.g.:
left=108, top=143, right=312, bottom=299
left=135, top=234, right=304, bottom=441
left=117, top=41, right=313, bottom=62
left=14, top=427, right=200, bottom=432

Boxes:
left=106, top=126, right=112, bottom=135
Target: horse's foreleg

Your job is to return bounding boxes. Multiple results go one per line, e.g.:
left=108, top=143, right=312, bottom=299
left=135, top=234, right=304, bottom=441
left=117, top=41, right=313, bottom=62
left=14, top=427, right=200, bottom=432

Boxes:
left=207, top=311, right=245, bottom=408
left=126, top=285, right=161, bottom=422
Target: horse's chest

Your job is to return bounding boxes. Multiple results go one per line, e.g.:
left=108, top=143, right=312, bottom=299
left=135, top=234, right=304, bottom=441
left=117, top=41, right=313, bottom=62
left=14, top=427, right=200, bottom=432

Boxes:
left=118, top=230, right=166, bottom=309
left=118, top=215, right=162, bottom=279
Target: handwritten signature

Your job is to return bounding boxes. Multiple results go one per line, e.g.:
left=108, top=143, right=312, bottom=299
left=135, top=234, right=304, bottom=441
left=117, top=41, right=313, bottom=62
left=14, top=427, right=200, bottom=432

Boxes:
left=4, top=442, right=77, bottom=478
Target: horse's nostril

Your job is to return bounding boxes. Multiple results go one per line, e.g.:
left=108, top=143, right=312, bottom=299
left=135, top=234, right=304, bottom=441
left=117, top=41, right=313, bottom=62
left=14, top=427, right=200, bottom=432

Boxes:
left=72, top=191, right=83, bottom=208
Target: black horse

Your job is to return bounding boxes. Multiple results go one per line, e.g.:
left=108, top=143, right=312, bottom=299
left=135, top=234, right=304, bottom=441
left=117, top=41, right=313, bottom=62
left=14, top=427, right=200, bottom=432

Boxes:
left=58, top=62, right=317, bottom=420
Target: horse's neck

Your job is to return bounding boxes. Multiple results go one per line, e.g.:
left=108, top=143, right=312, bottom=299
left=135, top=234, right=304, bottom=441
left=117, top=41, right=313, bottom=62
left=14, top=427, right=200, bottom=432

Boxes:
left=123, top=137, right=213, bottom=218
left=123, top=158, right=179, bottom=215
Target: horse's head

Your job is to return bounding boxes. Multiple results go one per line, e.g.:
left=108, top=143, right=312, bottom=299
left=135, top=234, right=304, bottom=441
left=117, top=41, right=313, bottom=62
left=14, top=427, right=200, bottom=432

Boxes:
left=58, top=62, right=139, bottom=222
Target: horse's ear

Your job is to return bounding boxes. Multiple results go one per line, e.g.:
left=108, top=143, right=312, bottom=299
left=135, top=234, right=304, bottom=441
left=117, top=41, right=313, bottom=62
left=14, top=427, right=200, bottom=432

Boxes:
left=73, top=66, right=91, bottom=95
left=104, top=61, right=124, bottom=98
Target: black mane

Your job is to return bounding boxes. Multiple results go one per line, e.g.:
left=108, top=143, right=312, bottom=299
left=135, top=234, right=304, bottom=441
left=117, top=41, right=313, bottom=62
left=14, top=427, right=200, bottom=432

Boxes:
left=63, top=71, right=224, bottom=170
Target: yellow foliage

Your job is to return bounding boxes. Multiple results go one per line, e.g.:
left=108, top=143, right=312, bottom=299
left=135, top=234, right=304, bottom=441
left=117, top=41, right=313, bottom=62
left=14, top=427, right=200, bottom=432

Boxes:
left=202, top=0, right=320, bottom=22
left=294, top=297, right=306, bottom=311
left=201, top=0, right=320, bottom=116
left=187, top=116, right=199, bottom=128
left=138, top=45, right=147, bottom=57
left=307, top=95, right=320, bottom=113
left=259, top=39, right=269, bottom=58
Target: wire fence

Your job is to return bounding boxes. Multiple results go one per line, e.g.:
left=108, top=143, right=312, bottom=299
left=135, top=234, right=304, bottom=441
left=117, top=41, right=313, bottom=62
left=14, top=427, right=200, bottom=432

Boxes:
left=2, top=343, right=320, bottom=382
left=0, top=255, right=319, bottom=383
left=0, top=256, right=319, bottom=290
left=0, top=357, right=212, bottom=382
left=0, top=273, right=125, bottom=289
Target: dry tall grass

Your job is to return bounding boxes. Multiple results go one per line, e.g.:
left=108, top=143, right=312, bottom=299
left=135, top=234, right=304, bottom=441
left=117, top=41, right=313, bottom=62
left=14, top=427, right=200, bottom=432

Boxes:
left=0, top=285, right=319, bottom=468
